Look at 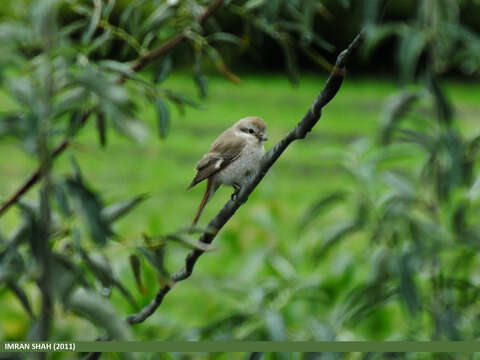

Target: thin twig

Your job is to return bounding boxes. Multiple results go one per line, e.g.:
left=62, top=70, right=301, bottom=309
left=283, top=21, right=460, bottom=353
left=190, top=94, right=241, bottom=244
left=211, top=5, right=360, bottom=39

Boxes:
left=0, top=0, right=225, bottom=217
left=126, top=31, right=364, bottom=325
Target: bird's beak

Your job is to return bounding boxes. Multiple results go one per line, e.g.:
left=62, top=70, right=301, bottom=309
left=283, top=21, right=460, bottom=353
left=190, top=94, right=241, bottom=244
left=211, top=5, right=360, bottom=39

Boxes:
left=260, top=135, right=268, bottom=142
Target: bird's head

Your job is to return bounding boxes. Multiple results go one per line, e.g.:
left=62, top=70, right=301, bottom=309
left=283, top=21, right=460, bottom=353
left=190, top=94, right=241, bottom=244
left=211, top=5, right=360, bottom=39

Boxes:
left=235, top=116, right=268, bottom=143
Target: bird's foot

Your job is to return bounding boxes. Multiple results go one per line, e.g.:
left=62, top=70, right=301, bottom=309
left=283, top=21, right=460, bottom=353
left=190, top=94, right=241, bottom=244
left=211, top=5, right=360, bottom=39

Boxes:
left=231, top=185, right=241, bottom=201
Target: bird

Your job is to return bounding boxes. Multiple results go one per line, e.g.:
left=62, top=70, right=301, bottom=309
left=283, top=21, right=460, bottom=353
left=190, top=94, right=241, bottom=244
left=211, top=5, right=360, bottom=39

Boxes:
left=188, top=116, right=268, bottom=225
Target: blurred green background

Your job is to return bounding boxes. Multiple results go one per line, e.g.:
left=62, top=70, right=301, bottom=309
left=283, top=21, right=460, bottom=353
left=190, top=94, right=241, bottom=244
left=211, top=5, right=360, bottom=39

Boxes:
left=1, top=0, right=480, bottom=359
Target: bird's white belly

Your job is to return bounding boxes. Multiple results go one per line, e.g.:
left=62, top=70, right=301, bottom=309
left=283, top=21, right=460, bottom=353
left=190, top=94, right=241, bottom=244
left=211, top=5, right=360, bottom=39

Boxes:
left=215, top=143, right=264, bottom=186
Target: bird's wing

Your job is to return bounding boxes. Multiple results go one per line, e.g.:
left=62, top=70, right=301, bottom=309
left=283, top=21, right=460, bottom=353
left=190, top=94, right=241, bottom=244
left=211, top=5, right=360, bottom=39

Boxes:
left=188, top=132, right=246, bottom=189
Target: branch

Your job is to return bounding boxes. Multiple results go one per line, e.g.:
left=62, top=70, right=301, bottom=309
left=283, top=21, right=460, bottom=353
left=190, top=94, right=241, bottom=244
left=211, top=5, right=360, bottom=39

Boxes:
left=126, top=31, right=364, bottom=325
left=0, top=0, right=225, bottom=217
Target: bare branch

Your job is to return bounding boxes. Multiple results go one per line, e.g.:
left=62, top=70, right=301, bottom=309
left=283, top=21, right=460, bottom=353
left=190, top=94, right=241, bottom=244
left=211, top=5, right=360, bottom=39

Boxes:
left=126, top=31, right=364, bottom=325
left=0, top=0, right=225, bottom=217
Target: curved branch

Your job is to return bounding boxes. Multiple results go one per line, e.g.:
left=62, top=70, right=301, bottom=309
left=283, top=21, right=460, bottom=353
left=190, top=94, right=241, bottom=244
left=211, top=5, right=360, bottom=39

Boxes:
left=126, top=31, right=364, bottom=325
left=0, top=0, right=225, bottom=217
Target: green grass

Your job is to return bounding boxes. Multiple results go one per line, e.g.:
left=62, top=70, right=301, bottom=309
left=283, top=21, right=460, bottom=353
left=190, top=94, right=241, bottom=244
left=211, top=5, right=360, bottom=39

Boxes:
left=1, top=73, right=479, bottom=342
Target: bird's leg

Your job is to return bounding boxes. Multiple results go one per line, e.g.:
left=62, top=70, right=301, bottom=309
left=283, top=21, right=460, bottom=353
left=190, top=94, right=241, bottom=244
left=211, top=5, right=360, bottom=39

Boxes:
left=231, top=183, right=241, bottom=200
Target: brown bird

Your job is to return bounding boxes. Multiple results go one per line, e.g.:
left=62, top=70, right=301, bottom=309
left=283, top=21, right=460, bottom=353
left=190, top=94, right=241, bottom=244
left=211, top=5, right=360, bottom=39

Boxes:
left=189, top=116, right=268, bottom=225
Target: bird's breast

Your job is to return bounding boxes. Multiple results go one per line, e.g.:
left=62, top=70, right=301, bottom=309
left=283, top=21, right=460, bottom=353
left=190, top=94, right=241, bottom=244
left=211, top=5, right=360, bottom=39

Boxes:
left=215, top=143, right=264, bottom=186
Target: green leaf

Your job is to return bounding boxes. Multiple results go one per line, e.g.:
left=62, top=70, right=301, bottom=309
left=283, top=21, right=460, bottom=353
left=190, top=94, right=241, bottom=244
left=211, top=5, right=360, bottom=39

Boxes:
left=79, top=248, right=138, bottom=309
left=316, top=220, right=359, bottom=258
left=298, top=192, right=346, bottom=230
left=343, top=282, right=396, bottom=325
left=206, top=46, right=241, bottom=84
left=77, top=65, right=129, bottom=106
left=398, top=254, right=421, bottom=316
left=427, top=74, right=453, bottom=126
left=0, top=22, right=33, bottom=45
left=247, top=353, right=264, bottom=360
left=80, top=250, right=114, bottom=287
left=99, top=60, right=135, bottom=79
left=66, top=288, right=133, bottom=341
left=31, top=0, right=61, bottom=42
left=109, top=109, right=148, bottom=143
left=363, top=24, right=405, bottom=57
left=0, top=247, right=24, bottom=284
left=8, top=77, right=37, bottom=110
left=137, top=244, right=169, bottom=279
left=278, top=35, right=298, bottom=86
left=264, top=311, right=285, bottom=340
left=52, top=180, right=72, bottom=218
left=101, top=194, right=148, bottom=224
left=154, top=55, right=172, bottom=84
left=8, top=219, right=31, bottom=248
left=142, top=3, right=173, bottom=33
left=380, top=90, right=419, bottom=144
left=129, top=254, right=145, bottom=295
left=163, top=233, right=216, bottom=252
left=54, top=88, right=87, bottom=117
left=269, top=255, right=296, bottom=280
left=96, top=112, right=107, bottom=148
left=397, top=30, right=428, bottom=81
left=194, top=71, right=208, bottom=98
left=17, top=202, right=44, bottom=260
left=8, top=282, right=34, bottom=318
left=82, top=0, right=102, bottom=42
left=165, top=90, right=201, bottom=109
left=208, top=32, right=242, bottom=45
left=245, top=0, right=266, bottom=11
left=67, top=111, right=84, bottom=137
left=103, top=0, right=116, bottom=20
left=85, top=30, right=112, bottom=56
left=154, top=98, right=170, bottom=138
left=66, top=174, right=112, bottom=246
left=0, top=112, right=30, bottom=139
left=49, top=253, right=87, bottom=301
left=193, top=49, right=208, bottom=98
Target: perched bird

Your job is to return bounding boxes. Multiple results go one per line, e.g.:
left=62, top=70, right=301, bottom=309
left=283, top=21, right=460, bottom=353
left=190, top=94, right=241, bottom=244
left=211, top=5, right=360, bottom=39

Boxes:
left=188, top=116, right=268, bottom=225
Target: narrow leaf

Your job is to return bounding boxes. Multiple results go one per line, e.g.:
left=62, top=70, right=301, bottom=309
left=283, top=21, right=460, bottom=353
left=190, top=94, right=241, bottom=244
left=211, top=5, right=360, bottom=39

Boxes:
left=99, top=60, right=135, bottom=79
left=154, top=56, right=172, bottom=84
left=245, top=0, right=266, bottom=11
left=101, top=194, right=148, bottom=224
left=380, top=91, right=419, bottom=144
left=137, top=243, right=169, bottom=279
left=298, top=192, right=346, bottom=230
left=398, top=254, right=421, bottom=316
left=208, top=32, right=242, bottom=45
left=67, top=288, right=133, bottom=342
left=154, top=98, right=170, bottom=138
left=52, top=180, right=72, bottom=218
left=66, top=175, right=112, bottom=246
left=8, top=282, right=34, bottom=318
left=83, top=0, right=102, bottom=42
left=129, top=254, right=146, bottom=295
left=427, top=74, right=453, bottom=126
left=111, top=111, right=148, bottom=143
left=194, top=71, right=208, bottom=98
left=96, top=112, right=107, bottom=148
left=164, top=233, right=216, bottom=251
left=142, top=3, right=173, bottom=33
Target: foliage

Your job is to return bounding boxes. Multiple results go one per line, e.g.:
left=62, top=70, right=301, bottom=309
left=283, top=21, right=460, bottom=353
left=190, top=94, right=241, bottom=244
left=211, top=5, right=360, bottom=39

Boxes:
left=0, top=0, right=348, bottom=349
left=1, top=0, right=480, bottom=358
left=302, top=0, right=480, bottom=343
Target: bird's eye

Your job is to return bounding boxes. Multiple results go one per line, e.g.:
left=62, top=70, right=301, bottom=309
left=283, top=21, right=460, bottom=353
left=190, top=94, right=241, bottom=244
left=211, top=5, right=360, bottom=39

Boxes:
left=248, top=129, right=255, bottom=134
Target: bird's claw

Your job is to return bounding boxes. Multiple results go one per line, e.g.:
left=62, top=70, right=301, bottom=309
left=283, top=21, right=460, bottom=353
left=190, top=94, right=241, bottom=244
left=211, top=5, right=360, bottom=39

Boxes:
left=231, top=185, right=240, bottom=201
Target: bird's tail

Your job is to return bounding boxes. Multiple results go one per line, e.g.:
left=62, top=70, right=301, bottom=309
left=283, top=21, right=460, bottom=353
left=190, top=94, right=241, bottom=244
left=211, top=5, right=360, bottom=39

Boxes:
left=192, top=178, right=216, bottom=226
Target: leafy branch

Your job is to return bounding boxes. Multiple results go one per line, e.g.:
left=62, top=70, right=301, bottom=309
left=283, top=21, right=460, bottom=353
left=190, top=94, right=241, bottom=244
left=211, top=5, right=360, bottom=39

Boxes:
left=0, top=0, right=225, bottom=217
left=126, top=30, right=364, bottom=325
